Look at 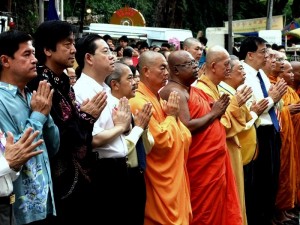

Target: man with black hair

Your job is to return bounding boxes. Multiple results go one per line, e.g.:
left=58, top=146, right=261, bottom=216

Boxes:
left=0, top=29, right=60, bottom=225
left=27, top=20, right=106, bottom=225
left=103, top=34, right=115, bottom=51
left=239, top=36, right=287, bottom=225
left=118, top=35, right=129, bottom=48
left=74, top=34, right=133, bottom=224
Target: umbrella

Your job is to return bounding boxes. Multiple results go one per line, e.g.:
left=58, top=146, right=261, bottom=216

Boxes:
left=286, top=28, right=300, bottom=39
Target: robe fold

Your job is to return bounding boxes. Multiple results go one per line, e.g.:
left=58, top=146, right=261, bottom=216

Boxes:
left=219, top=82, right=252, bottom=225
left=188, top=84, right=242, bottom=225
left=268, top=76, right=298, bottom=210
left=129, top=82, right=192, bottom=225
left=281, top=86, right=300, bottom=208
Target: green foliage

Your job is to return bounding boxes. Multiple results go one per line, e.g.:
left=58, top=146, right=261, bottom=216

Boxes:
left=63, top=0, right=294, bottom=36
left=14, top=0, right=39, bottom=35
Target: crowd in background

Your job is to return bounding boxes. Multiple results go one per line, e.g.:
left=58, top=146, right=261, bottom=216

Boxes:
left=0, top=19, right=300, bottom=225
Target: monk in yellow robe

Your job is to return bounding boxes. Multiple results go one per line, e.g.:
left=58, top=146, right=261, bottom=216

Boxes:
left=218, top=55, right=269, bottom=225
left=129, top=51, right=192, bottom=225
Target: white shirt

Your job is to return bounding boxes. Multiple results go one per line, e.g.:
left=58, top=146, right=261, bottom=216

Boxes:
left=241, top=62, right=275, bottom=126
left=0, top=130, right=18, bottom=197
left=73, top=73, right=128, bottom=158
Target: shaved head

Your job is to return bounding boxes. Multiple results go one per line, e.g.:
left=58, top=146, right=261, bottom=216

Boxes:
left=183, top=37, right=201, bottom=48
left=138, top=51, right=168, bottom=94
left=291, top=61, right=300, bottom=69
left=204, top=45, right=231, bottom=85
left=138, top=51, right=164, bottom=75
left=206, top=45, right=229, bottom=65
left=168, top=50, right=193, bottom=73
left=291, top=61, right=300, bottom=83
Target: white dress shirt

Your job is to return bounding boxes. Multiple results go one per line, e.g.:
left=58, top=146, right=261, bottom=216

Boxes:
left=73, top=73, right=128, bottom=158
left=241, top=62, right=275, bottom=126
left=0, top=130, right=18, bottom=197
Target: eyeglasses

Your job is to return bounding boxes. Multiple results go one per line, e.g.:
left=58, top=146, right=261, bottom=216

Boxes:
left=275, top=57, right=285, bottom=62
left=69, top=76, right=77, bottom=81
left=174, top=60, right=198, bottom=68
left=254, top=48, right=267, bottom=55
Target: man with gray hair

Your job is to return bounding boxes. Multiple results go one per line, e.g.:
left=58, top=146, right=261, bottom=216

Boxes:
left=194, top=46, right=243, bottom=225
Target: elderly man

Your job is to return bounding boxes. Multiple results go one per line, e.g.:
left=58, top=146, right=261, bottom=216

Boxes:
left=129, top=51, right=193, bottom=225
left=291, top=61, right=300, bottom=96
left=218, top=55, right=268, bottom=225
left=276, top=60, right=300, bottom=223
left=105, top=62, right=154, bottom=225
left=192, top=46, right=243, bottom=225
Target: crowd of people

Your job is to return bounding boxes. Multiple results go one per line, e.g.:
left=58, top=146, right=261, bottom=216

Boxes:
left=0, top=19, right=300, bottom=225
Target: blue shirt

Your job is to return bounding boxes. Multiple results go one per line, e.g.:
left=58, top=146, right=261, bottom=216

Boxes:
left=0, top=82, right=60, bottom=225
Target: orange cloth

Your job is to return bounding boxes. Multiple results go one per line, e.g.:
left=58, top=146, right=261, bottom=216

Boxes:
left=129, top=82, right=192, bottom=225
left=281, top=86, right=300, bottom=207
left=268, top=76, right=298, bottom=209
left=275, top=105, right=297, bottom=210
left=188, top=85, right=242, bottom=225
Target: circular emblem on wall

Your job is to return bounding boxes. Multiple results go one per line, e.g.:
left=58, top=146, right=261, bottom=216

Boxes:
left=110, top=7, right=146, bottom=27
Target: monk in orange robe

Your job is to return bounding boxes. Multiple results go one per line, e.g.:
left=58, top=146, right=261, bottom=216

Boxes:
left=291, top=61, right=300, bottom=97
left=290, top=61, right=300, bottom=208
left=191, top=46, right=243, bottom=225
left=279, top=61, right=300, bottom=217
left=263, top=51, right=298, bottom=223
left=129, top=51, right=192, bottom=225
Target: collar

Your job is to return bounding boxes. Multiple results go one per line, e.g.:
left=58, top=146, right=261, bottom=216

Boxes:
left=79, top=72, right=111, bottom=93
left=0, top=82, right=30, bottom=98
left=241, top=61, right=259, bottom=76
left=218, top=81, right=236, bottom=95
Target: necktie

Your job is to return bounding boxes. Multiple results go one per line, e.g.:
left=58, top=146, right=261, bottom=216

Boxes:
left=131, top=116, right=147, bottom=170
left=257, top=72, right=280, bottom=132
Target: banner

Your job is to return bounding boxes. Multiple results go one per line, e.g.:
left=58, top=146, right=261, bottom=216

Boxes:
left=224, top=15, right=283, bottom=33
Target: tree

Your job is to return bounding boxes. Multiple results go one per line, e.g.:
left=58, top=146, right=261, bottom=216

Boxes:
left=62, top=0, right=295, bottom=36
left=291, top=0, right=300, bottom=18
left=15, top=0, right=39, bottom=34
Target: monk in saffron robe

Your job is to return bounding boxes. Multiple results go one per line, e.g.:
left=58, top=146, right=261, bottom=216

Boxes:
left=291, top=61, right=300, bottom=97
left=279, top=61, right=300, bottom=219
left=290, top=61, right=300, bottom=208
left=129, top=51, right=192, bottom=225
left=263, top=51, right=298, bottom=223
left=189, top=46, right=243, bottom=225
